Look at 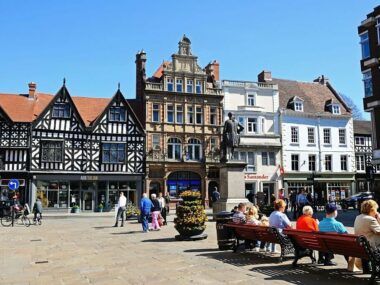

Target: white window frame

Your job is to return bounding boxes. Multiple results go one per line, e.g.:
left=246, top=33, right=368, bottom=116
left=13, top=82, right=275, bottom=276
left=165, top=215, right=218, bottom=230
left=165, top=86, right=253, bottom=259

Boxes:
left=167, top=78, right=174, bottom=92
left=187, top=138, right=202, bottom=161
left=323, top=128, right=331, bottom=144
left=307, top=127, right=315, bottom=144
left=247, top=94, right=255, bottom=106
left=291, top=154, right=299, bottom=171
left=238, top=151, right=256, bottom=172
left=377, top=17, right=380, bottom=45
left=291, top=126, right=299, bottom=144
left=325, top=154, right=332, bottom=171
left=262, top=152, right=275, bottom=166
left=176, top=105, right=183, bottom=123
left=363, top=70, right=373, bottom=98
left=167, top=104, right=174, bottom=123
left=355, top=136, right=365, bottom=146
left=167, top=138, right=182, bottom=160
left=187, top=106, right=194, bottom=124
left=210, top=137, right=217, bottom=152
left=308, top=154, right=316, bottom=171
left=186, top=79, right=193, bottom=93
left=195, top=106, right=203, bottom=124
left=210, top=107, right=217, bottom=125
left=294, top=101, right=303, bottom=112
left=152, top=104, right=160, bottom=122
left=196, top=80, right=202, bottom=94
left=332, top=104, right=340, bottom=115
left=152, top=134, right=160, bottom=150
left=247, top=118, right=257, bottom=134
left=339, top=129, right=346, bottom=145
left=356, top=155, right=365, bottom=171
left=340, top=155, right=348, bottom=171
left=360, top=31, right=370, bottom=59
left=176, top=79, right=183, bottom=92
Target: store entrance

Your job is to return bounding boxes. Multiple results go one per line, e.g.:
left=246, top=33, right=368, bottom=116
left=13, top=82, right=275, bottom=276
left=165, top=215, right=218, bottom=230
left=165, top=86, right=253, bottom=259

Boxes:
left=82, top=191, right=94, bottom=211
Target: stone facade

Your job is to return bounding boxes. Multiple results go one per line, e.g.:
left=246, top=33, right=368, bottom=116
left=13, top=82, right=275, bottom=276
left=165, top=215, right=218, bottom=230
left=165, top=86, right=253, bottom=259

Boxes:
left=136, top=36, right=223, bottom=206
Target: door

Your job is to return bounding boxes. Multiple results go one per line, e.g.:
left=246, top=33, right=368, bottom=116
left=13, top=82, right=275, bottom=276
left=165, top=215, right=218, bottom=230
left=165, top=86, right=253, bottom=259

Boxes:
left=82, top=191, right=94, bottom=211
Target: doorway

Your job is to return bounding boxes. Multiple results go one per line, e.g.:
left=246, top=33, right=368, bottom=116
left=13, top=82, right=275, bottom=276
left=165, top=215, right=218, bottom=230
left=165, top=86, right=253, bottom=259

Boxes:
left=82, top=191, right=94, bottom=211
left=208, top=181, right=219, bottom=207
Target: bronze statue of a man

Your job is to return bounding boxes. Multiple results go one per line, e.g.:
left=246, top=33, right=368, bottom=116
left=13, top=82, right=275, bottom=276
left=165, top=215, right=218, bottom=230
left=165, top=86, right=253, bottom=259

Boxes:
left=221, top=112, right=244, bottom=162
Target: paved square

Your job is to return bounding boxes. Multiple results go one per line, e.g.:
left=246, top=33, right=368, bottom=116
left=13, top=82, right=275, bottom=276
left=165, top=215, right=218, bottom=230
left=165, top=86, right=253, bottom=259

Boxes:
left=0, top=213, right=371, bottom=285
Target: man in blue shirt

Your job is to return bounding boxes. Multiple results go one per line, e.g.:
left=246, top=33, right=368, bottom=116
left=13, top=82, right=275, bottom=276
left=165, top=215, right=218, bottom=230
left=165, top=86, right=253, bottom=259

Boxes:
left=319, top=203, right=348, bottom=265
left=140, top=193, right=153, bottom=232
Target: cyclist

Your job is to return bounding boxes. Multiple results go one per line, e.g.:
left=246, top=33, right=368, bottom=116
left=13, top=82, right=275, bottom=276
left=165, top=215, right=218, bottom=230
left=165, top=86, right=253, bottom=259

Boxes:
left=33, top=197, right=43, bottom=223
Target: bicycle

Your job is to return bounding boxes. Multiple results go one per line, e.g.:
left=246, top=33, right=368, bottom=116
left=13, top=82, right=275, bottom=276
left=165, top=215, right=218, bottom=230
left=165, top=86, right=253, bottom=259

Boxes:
left=1, top=209, right=31, bottom=227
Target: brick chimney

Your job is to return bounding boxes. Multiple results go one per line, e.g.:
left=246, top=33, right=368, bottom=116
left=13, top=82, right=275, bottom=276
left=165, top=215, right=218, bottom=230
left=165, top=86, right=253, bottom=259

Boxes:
left=313, top=75, right=329, bottom=85
left=28, top=82, right=37, bottom=100
left=205, top=60, right=220, bottom=81
left=135, top=50, right=147, bottom=100
left=258, top=70, right=272, bottom=82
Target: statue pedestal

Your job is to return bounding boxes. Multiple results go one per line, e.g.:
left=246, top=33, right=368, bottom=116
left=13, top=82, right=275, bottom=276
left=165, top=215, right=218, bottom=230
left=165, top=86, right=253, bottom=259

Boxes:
left=213, top=161, right=250, bottom=215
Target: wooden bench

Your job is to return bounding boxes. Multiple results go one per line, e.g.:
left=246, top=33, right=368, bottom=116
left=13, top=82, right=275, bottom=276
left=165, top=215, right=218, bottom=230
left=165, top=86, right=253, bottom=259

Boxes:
left=283, top=229, right=380, bottom=284
left=225, top=223, right=294, bottom=262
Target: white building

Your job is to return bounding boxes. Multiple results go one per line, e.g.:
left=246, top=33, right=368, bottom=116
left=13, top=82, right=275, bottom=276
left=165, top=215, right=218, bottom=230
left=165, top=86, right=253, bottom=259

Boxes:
left=267, top=75, right=355, bottom=204
left=222, top=71, right=282, bottom=204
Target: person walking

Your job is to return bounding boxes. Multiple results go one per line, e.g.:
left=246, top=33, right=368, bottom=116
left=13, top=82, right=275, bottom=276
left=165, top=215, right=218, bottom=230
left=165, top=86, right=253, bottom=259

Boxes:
left=157, top=192, right=167, bottom=225
left=32, top=197, right=43, bottom=222
left=211, top=187, right=220, bottom=204
left=113, top=192, right=127, bottom=227
left=296, top=188, right=307, bottom=219
left=140, top=193, right=153, bottom=232
left=150, top=193, right=161, bottom=231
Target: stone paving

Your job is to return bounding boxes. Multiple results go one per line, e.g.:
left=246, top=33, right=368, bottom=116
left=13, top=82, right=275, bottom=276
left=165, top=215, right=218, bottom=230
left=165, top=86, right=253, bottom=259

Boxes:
left=0, top=211, right=373, bottom=285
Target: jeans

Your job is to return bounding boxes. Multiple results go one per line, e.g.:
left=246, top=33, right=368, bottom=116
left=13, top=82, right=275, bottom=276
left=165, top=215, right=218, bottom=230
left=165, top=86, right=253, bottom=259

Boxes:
left=141, top=212, right=150, bottom=231
left=151, top=211, right=161, bottom=230
left=115, top=206, right=126, bottom=226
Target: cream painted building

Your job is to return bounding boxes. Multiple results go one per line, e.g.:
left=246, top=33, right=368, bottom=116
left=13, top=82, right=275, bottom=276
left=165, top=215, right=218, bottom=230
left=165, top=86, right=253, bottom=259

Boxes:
left=222, top=71, right=282, bottom=205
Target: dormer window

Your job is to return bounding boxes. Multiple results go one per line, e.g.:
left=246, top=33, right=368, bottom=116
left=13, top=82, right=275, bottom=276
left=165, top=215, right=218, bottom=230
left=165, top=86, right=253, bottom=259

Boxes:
left=294, top=102, right=303, bottom=112
left=332, top=104, right=340, bottom=115
left=247, top=94, right=255, bottom=106
left=109, top=106, right=126, bottom=122
left=289, top=96, right=304, bottom=112
left=52, top=102, right=71, bottom=118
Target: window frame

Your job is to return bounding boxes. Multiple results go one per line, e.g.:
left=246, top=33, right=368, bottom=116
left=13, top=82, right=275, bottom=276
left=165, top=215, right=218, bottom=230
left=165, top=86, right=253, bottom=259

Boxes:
left=210, top=107, right=217, bottom=125
left=176, top=105, right=183, bottom=124
left=152, top=134, right=160, bottom=150
left=187, top=138, right=202, bottom=161
left=363, top=70, right=373, bottom=98
left=291, top=126, right=299, bottom=144
left=291, top=154, right=299, bottom=171
left=294, top=101, right=303, bottom=112
left=356, top=155, right=365, bottom=171
left=167, top=104, right=174, bottom=123
left=377, top=17, right=380, bottom=45
left=325, top=154, right=332, bottom=171
left=360, top=31, right=370, bottom=59
left=195, top=106, right=203, bottom=124
left=196, top=80, right=202, bottom=94
left=109, top=106, right=126, bottom=122
left=307, top=127, right=315, bottom=144
left=187, top=106, right=194, bottom=124
left=308, top=154, right=316, bottom=171
left=355, top=136, right=365, bottom=146
left=186, top=79, right=193, bottom=93
left=41, top=140, right=64, bottom=163
left=167, top=78, right=174, bottom=92
left=176, top=79, right=183, bottom=92
left=323, top=128, right=331, bottom=145
left=102, top=142, right=126, bottom=164
left=332, top=105, right=340, bottom=115
left=340, top=155, right=348, bottom=171
left=247, top=117, right=257, bottom=134
left=152, top=104, right=160, bottom=122
left=339, top=128, right=346, bottom=145
left=167, top=138, right=182, bottom=160
left=262, top=152, right=276, bottom=166
left=52, top=102, right=71, bottom=119
left=247, top=94, right=255, bottom=106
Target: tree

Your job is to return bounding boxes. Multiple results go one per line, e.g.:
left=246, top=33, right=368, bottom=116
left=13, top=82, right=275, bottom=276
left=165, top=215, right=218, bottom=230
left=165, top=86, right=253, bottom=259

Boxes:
left=339, top=93, right=364, bottom=120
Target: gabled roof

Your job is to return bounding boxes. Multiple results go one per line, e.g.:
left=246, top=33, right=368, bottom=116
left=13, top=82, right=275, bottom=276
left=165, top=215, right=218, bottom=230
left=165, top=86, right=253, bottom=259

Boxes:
left=273, top=78, right=351, bottom=116
left=353, top=120, right=372, bottom=135
left=72, top=96, right=110, bottom=126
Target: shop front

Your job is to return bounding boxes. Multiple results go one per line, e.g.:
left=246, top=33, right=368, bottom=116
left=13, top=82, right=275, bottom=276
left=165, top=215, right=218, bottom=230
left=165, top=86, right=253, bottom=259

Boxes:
left=244, top=173, right=280, bottom=205
left=31, top=174, right=143, bottom=211
left=0, top=172, right=29, bottom=204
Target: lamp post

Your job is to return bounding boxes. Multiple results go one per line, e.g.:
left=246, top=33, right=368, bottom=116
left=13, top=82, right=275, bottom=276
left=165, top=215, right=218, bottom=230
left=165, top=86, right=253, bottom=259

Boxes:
left=312, top=170, right=316, bottom=211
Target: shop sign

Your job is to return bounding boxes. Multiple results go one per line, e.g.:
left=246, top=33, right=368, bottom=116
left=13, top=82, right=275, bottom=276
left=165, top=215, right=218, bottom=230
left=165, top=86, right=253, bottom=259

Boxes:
left=244, top=174, right=269, bottom=180
left=80, top=176, right=99, bottom=181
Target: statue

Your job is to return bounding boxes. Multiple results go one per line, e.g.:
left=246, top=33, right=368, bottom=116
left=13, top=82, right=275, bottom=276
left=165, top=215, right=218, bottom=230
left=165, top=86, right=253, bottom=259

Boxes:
left=221, top=112, right=244, bottom=162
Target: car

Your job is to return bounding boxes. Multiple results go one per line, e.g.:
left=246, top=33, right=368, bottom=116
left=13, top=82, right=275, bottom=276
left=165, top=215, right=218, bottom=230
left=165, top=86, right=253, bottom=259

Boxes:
left=341, top=192, right=374, bottom=210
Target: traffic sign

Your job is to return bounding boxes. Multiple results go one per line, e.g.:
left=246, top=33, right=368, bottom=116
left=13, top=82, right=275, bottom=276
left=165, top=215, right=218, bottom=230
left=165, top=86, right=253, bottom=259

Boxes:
left=8, top=179, right=20, bottom=190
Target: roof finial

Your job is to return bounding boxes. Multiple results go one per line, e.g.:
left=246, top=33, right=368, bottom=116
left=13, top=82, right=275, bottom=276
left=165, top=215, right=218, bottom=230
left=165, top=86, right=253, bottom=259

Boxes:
left=118, top=82, right=120, bottom=90
left=63, top=77, right=66, bottom=86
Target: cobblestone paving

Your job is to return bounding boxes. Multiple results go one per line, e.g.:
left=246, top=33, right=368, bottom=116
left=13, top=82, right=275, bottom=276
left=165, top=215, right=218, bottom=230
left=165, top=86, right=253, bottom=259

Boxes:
left=0, top=213, right=371, bottom=285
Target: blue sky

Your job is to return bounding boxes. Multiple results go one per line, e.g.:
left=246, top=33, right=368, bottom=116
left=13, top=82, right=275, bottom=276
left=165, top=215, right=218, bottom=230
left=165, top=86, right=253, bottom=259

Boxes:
left=0, top=1, right=378, bottom=118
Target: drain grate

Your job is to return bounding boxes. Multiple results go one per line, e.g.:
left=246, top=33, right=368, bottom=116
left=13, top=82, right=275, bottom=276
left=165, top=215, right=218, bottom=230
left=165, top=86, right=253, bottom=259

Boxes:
left=30, top=239, right=42, bottom=242
left=35, top=260, right=48, bottom=264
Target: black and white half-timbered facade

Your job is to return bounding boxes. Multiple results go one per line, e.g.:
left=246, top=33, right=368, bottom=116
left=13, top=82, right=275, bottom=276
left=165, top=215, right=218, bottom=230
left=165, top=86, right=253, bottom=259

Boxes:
left=354, top=120, right=380, bottom=193
left=0, top=82, right=145, bottom=211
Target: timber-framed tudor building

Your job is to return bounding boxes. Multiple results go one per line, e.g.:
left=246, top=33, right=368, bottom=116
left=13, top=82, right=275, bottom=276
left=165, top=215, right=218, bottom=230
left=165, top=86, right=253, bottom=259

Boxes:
left=0, top=82, right=145, bottom=211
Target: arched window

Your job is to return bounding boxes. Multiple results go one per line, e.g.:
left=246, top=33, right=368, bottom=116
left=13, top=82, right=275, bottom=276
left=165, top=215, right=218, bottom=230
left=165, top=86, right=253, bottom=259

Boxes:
left=167, top=138, right=182, bottom=160
left=187, top=138, right=202, bottom=161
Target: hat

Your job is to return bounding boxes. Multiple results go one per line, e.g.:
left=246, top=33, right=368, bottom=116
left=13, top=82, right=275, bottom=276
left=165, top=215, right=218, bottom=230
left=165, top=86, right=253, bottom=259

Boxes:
left=325, top=203, right=337, bottom=214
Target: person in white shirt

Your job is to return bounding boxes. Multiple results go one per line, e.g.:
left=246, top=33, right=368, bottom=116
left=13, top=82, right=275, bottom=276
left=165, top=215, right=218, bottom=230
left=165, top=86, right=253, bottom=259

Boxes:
left=114, top=192, right=127, bottom=227
left=157, top=192, right=167, bottom=225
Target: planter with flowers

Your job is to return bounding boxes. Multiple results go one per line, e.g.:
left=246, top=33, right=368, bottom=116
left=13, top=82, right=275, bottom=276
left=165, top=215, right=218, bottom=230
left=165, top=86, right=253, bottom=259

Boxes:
left=174, top=191, right=208, bottom=240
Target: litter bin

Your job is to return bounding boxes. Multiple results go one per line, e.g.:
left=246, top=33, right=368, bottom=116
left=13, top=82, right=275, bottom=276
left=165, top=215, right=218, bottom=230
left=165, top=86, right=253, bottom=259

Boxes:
left=215, top=211, right=235, bottom=250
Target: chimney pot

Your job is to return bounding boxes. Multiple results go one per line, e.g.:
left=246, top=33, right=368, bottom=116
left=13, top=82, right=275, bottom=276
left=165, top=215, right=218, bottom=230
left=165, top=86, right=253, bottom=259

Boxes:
left=28, top=82, right=37, bottom=99
left=258, top=70, right=272, bottom=82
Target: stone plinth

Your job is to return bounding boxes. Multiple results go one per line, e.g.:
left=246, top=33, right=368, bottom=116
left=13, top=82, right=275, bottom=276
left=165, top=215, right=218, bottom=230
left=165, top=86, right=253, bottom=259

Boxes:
left=213, top=161, right=250, bottom=214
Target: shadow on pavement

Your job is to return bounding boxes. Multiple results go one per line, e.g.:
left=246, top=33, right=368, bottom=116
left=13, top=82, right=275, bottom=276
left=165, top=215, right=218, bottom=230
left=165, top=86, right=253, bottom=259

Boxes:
left=93, top=226, right=115, bottom=229
left=197, top=251, right=369, bottom=284
left=141, top=237, right=177, bottom=243
left=184, top=248, right=221, bottom=253
left=110, top=231, right=142, bottom=235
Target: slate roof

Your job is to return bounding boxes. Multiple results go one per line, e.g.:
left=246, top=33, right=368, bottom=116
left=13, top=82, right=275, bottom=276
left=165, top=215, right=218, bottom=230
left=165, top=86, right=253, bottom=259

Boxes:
left=353, top=120, right=372, bottom=135
left=272, top=78, right=351, bottom=116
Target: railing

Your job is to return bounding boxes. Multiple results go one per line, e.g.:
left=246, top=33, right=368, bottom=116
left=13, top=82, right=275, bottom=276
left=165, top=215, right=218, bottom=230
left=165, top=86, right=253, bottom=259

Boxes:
left=223, top=80, right=277, bottom=89
left=145, top=82, right=163, bottom=91
left=205, top=88, right=223, bottom=95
